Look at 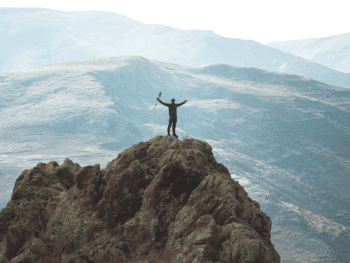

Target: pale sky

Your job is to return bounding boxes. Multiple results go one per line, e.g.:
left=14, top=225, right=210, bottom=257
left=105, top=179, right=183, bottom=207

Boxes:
left=2, top=0, right=349, bottom=44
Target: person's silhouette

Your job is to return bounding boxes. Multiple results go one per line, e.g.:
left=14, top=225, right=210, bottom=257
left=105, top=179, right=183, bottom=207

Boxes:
left=156, top=98, right=188, bottom=137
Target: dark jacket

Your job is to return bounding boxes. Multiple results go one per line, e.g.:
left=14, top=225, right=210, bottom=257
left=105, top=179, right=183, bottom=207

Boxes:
left=159, top=100, right=186, bottom=118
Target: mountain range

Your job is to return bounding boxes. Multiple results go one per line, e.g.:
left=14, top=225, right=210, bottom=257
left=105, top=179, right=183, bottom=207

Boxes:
left=0, top=55, right=349, bottom=262
left=1, top=7, right=350, bottom=89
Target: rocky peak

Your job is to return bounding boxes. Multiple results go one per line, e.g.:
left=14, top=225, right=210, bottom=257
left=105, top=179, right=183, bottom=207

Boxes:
left=0, top=135, right=281, bottom=262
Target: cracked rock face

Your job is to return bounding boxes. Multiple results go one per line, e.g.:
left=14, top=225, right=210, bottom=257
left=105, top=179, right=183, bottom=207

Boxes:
left=0, top=135, right=281, bottom=263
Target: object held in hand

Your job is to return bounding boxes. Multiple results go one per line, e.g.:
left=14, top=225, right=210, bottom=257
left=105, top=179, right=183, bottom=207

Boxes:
left=154, top=92, right=162, bottom=109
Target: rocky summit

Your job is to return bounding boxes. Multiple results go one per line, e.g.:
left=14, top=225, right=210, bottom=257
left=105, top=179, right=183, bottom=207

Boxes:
left=0, top=136, right=281, bottom=263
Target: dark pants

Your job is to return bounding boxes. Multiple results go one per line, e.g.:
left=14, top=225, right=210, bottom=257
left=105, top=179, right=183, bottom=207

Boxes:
left=168, top=116, right=177, bottom=135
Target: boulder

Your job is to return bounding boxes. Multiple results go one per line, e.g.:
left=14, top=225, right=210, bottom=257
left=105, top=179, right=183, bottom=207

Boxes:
left=0, top=136, right=281, bottom=262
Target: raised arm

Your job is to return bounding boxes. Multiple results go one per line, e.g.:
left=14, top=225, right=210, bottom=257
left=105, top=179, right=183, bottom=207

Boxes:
left=157, top=98, right=169, bottom=106
left=177, top=100, right=188, bottom=106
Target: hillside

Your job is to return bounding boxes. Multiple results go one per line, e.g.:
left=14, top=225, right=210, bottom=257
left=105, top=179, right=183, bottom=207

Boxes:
left=0, top=56, right=349, bottom=262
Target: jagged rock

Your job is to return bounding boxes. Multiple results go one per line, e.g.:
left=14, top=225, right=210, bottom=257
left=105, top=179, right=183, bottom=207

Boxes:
left=0, top=136, right=281, bottom=263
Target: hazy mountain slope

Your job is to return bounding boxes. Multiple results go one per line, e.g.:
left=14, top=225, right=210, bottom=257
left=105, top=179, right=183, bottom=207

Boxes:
left=267, top=32, right=350, bottom=73
left=0, top=56, right=349, bottom=262
left=1, top=7, right=350, bottom=89
left=61, top=9, right=143, bottom=49
left=0, top=8, right=139, bottom=73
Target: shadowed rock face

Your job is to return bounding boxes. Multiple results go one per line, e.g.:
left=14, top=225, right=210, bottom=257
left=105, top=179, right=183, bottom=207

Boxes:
left=0, top=136, right=281, bottom=263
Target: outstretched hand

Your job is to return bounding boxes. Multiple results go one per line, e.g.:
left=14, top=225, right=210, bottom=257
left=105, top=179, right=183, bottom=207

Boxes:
left=184, top=100, right=188, bottom=103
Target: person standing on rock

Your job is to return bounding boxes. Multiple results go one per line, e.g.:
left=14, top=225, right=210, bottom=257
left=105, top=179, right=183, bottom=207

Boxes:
left=156, top=97, right=188, bottom=137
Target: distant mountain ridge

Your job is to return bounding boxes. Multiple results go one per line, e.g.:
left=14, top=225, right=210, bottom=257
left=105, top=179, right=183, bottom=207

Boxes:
left=266, top=32, right=350, bottom=73
left=1, top=7, right=350, bottom=89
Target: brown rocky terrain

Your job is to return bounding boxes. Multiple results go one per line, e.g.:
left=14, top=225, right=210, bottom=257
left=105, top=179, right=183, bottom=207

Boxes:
left=0, top=135, right=281, bottom=263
